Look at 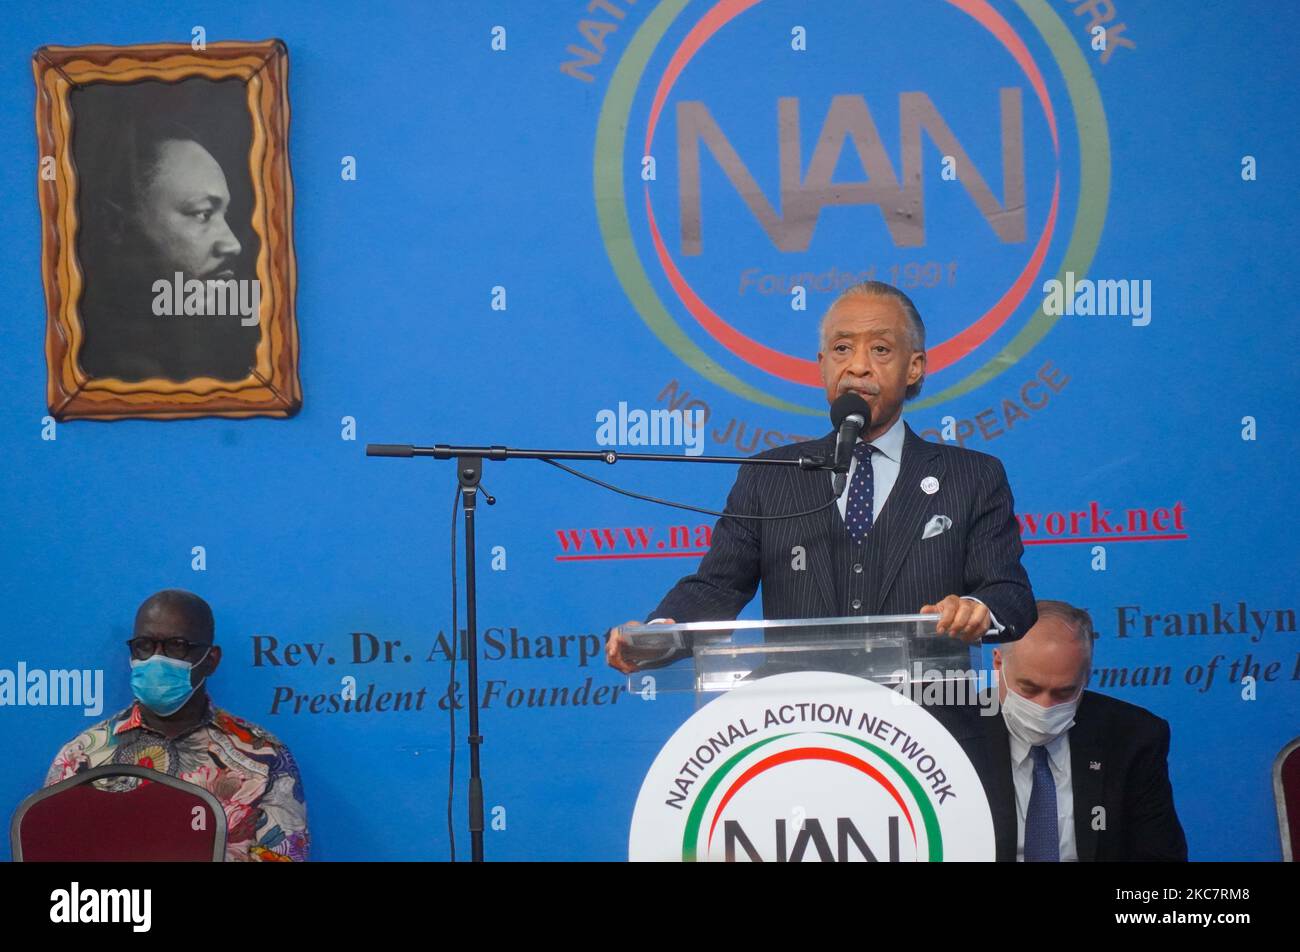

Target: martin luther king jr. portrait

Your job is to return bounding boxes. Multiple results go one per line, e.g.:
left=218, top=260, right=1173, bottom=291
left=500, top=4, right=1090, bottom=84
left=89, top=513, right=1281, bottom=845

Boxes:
left=71, top=77, right=261, bottom=383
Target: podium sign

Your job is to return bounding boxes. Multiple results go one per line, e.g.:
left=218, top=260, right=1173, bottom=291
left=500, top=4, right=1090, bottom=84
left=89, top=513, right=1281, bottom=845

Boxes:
left=627, top=672, right=995, bottom=861
left=622, top=617, right=995, bottom=862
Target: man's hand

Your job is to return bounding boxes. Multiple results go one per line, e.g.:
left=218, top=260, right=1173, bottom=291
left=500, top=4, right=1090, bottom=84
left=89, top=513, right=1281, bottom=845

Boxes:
left=919, top=595, right=989, bottom=644
left=606, top=618, right=676, bottom=674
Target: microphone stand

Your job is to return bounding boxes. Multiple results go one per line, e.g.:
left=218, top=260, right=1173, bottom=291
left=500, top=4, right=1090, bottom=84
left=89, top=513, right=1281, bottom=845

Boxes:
left=365, top=440, right=834, bottom=862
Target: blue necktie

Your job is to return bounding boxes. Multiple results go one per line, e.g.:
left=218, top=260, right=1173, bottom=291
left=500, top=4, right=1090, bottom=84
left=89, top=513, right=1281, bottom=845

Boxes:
left=1024, top=745, right=1060, bottom=862
left=844, top=441, right=875, bottom=542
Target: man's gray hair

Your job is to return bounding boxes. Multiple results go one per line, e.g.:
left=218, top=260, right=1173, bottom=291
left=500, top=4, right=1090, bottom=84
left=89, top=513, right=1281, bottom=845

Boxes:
left=1004, top=599, right=1095, bottom=682
left=818, top=281, right=927, bottom=400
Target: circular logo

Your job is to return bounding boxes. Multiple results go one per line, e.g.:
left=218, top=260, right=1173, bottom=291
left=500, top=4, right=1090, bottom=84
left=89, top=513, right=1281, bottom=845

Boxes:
left=595, top=0, right=1110, bottom=416
left=629, top=672, right=994, bottom=861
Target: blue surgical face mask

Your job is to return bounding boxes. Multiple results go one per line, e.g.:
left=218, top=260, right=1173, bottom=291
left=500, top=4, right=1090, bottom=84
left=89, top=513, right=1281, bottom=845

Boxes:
left=130, top=647, right=211, bottom=716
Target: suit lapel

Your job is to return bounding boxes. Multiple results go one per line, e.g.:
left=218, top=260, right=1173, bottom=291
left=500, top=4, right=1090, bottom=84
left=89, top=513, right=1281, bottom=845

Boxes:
left=873, top=423, right=944, bottom=610
left=1069, top=692, right=1103, bottom=862
left=780, top=433, right=837, bottom=615
left=983, top=707, right=1018, bottom=862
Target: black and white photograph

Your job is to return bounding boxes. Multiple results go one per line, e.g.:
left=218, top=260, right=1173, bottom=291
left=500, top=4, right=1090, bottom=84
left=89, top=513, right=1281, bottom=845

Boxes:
left=72, top=77, right=261, bottom=383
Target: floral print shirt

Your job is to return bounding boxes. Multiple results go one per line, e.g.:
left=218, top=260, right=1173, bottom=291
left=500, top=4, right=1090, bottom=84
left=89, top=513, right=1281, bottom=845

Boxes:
left=45, top=698, right=309, bottom=862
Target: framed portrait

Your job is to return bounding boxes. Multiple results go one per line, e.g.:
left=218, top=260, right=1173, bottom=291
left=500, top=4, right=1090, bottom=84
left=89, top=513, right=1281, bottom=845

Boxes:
left=33, top=40, right=301, bottom=420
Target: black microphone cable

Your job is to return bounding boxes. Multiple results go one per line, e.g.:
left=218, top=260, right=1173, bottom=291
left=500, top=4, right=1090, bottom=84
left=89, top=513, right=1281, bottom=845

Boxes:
left=539, top=457, right=841, bottom=521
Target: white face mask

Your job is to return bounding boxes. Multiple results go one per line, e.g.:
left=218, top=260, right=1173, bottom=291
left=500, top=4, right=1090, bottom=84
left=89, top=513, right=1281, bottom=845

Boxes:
left=1000, top=679, right=1080, bottom=747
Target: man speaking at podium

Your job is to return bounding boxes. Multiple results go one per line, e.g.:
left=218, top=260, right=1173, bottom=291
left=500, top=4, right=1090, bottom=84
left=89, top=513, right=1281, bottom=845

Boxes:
left=606, top=281, right=1036, bottom=679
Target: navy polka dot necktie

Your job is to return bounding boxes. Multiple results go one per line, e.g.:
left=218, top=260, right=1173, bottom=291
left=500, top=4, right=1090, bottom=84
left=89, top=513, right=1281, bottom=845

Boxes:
left=1024, top=745, right=1060, bottom=861
left=844, top=441, right=876, bottom=542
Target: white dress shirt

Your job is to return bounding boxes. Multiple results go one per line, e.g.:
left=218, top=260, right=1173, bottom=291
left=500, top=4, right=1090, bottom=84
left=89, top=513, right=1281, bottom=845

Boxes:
left=1008, top=727, right=1078, bottom=862
left=833, top=415, right=1002, bottom=632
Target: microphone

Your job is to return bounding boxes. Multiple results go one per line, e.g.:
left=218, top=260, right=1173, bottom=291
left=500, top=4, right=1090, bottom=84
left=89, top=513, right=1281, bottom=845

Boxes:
left=829, top=392, right=871, bottom=497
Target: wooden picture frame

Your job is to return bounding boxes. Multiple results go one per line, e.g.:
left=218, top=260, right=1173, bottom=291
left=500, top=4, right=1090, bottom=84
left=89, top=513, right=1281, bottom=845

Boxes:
left=33, top=39, right=300, bottom=420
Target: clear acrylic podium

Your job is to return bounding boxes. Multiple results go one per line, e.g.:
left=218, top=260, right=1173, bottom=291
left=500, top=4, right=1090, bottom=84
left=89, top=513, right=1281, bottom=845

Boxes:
left=618, top=614, right=979, bottom=697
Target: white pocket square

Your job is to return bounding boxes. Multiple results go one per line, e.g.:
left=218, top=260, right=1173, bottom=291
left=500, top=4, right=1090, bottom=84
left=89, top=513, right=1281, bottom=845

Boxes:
left=922, top=515, right=952, bottom=540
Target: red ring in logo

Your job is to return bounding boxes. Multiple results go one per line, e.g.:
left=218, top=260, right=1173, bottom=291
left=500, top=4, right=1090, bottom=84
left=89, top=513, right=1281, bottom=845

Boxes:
left=704, top=745, right=919, bottom=853
left=641, top=0, right=1062, bottom=385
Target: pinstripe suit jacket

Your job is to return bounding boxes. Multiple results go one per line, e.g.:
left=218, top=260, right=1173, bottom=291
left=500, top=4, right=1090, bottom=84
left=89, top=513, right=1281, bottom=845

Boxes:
left=651, top=423, right=1037, bottom=641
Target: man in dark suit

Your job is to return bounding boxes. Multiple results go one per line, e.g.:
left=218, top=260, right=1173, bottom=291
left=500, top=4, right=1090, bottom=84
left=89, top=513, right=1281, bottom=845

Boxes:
left=982, top=599, right=1188, bottom=861
left=606, top=280, right=1037, bottom=673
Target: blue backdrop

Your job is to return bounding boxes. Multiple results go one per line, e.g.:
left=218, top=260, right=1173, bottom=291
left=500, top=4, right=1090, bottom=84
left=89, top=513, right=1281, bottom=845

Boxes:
left=1, top=0, right=1296, bottom=860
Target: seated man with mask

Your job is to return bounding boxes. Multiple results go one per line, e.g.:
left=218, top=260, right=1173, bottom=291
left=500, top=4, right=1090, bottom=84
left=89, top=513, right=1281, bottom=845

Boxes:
left=983, top=599, right=1187, bottom=861
left=44, top=589, right=309, bottom=862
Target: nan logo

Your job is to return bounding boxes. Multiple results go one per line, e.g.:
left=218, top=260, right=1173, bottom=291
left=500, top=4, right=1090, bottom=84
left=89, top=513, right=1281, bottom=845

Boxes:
left=50, top=882, right=151, bottom=932
left=628, top=672, right=994, bottom=861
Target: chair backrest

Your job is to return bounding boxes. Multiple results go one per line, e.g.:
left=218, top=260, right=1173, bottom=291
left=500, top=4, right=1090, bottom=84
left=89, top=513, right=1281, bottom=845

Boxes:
left=1277, top=738, right=1300, bottom=862
left=12, top=765, right=227, bottom=861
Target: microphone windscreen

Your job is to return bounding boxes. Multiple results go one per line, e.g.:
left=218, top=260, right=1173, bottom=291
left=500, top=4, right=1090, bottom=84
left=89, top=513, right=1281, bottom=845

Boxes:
left=830, top=392, right=871, bottom=430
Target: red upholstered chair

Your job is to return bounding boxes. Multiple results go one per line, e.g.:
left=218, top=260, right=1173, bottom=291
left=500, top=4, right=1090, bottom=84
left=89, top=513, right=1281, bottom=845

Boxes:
left=11, top=764, right=226, bottom=861
left=1277, top=738, right=1300, bottom=862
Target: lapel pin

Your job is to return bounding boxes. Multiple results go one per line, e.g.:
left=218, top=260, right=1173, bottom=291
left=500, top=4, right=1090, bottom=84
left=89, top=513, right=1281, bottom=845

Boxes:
left=921, top=476, right=939, bottom=495
left=1090, top=761, right=1101, bottom=770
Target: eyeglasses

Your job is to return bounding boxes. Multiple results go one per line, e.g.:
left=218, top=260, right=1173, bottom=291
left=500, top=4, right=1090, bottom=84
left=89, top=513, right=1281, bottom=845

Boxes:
left=125, top=637, right=208, bottom=661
